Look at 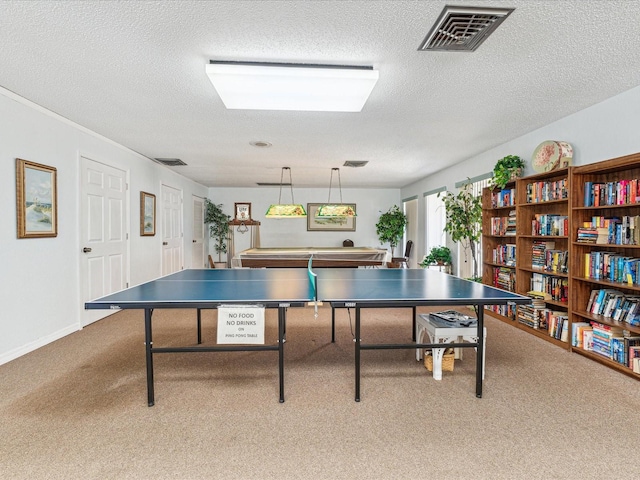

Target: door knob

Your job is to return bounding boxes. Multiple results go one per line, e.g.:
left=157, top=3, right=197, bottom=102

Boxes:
left=163, top=242, right=168, bottom=246
left=192, top=239, right=196, bottom=243
left=83, top=247, right=92, bottom=253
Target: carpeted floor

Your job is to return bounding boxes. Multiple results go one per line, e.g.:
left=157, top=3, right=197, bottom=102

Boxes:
left=1, top=305, right=639, bottom=479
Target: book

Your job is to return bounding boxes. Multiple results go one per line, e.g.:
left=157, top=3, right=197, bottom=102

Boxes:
left=629, top=345, right=640, bottom=370
left=586, top=289, right=598, bottom=312
left=583, top=330, right=594, bottom=351
left=572, top=322, right=591, bottom=347
left=612, top=337, right=626, bottom=364
left=560, top=318, right=569, bottom=342
left=633, top=357, right=640, bottom=374
left=624, top=337, right=640, bottom=366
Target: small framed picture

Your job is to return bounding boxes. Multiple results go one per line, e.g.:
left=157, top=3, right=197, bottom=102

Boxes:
left=140, top=191, right=156, bottom=236
left=16, top=158, right=58, bottom=238
left=235, top=202, right=251, bottom=221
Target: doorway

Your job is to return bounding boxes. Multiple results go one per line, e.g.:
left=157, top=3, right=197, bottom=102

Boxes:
left=79, top=156, right=129, bottom=326
left=161, top=183, right=183, bottom=275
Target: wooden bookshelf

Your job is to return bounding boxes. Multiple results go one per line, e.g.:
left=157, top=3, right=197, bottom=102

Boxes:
left=482, top=182, right=517, bottom=322
left=570, top=152, right=640, bottom=379
left=482, top=157, right=640, bottom=379
left=515, top=168, right=571, bottom=349
left=482, top=169, right=572, bottom=347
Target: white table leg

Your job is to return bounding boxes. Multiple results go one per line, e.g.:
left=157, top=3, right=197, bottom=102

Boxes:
left=431, top=346, right=444, bottom=380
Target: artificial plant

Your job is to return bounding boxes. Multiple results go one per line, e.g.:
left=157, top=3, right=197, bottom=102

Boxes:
left=420, top=245, right=452, bottom=267
left=490, top=154, right=525, bottom=189
left=375, top=205, right=408, bottom=255
left=204, top=199, right=231, bottom=262
left=439, top=181, right=482, bottom=280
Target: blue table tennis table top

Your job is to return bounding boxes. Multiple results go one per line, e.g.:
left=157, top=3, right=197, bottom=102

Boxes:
left=85, top=268, right=529, bottom=310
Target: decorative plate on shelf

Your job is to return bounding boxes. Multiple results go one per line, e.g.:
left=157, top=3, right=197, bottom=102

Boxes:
left=531, top=141, right=573, bottom=173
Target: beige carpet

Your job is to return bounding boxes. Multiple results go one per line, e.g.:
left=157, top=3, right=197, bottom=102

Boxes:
left=1, top=305, right=639, bottom=479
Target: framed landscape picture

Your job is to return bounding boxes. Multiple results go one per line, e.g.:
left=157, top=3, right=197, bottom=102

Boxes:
left=16, top=158, right=58, bottom=238
left=140, top=191, right=156, bottom=236
left=307, top=203, right=356, bottom=232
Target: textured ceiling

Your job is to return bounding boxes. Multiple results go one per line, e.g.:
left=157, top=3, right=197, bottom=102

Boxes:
left=1, top=0, right=640, bottom=188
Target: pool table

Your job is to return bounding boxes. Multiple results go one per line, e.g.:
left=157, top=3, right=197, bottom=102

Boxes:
left=231, top=247, right=390, bottom=268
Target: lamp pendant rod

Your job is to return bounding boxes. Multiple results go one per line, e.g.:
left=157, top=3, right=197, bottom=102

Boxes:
left=327, top=167, right=343, bottom=203
left=286, top=167, right=295, bottom=204
left=278, top=167, right=285, bottom=204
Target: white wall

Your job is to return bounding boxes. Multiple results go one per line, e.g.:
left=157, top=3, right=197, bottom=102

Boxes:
left=0, top=89, right=208, bottom=365
left=207, top=187, right=402, bottom=256
left=401, top=84, right=640, bottom=270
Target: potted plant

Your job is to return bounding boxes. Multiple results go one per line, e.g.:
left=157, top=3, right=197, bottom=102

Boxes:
left=420, top=246, right=452, bottom=267
left=439, top=181, right=482, bottom=280
left=204, top=199, right=231, bottom=267
left=490, top=154, right=525, bottom=190
left=375, top=205, right=408, bottom=259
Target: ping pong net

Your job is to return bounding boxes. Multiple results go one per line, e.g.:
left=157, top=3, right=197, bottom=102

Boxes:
left=308, top=256, right=319, bottom=318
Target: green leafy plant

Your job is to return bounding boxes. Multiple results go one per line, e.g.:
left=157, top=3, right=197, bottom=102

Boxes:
left=204, top=199, right=231, bottom=262
left=420, top=246, right=452, bottom=267
left=490, top=154, right=525, bottom=189
left=375, top=205, right=408, bottom=254
left=439, top=181, right=482, bottom=279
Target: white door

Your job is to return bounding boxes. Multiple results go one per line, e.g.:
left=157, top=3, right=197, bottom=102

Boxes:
left=161, top=183, right=183, bottom=275
left=191, top=195, right=205, bottom=268
left=80, top=157, right=128, bottom=326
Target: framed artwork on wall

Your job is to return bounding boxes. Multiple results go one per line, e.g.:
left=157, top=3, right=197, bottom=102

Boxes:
left=140, top=191, right=156, bottom=236
left=16, top=158, right=58, bottom=238
left=235, top=202, right=252, bottom=221
left=307, top=203, right=356, bottom=231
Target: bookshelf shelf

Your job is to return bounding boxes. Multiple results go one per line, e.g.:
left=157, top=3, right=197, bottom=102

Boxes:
left=572, top=309, right=640, bottom=334
left=545, top=298, right=569, bottom=308
left=521, top=235, right=569, bottom=239
left=485, top=261, right=516, bottom=269
left=574, top=204, right=640, bottom=211
left=571, top=275, right=640, bottom=291
left=572, top=347, right=640, bottom=379
left=520, top=266, right=569, bottom=277
left=522, top=198, right=568, bottom=206
left=524, top=327, right=570, bottom=348
left=571, top=242, right=640, bottom=249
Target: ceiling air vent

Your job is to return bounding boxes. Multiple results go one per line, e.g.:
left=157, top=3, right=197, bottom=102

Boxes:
left=154, top=158, right=187, bottom=166
left=256, top=182, right=291, bottom=187
left=343, top=161, right=368, bottom=168
left=418, top=5, right=514, bottom=52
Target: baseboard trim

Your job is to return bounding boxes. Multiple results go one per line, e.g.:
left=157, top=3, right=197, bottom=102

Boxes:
left=0, top=324, right=80, bottom=366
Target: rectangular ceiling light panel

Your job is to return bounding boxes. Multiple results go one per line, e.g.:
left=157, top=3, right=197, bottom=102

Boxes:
left=206, top=61, right=379, bottom=112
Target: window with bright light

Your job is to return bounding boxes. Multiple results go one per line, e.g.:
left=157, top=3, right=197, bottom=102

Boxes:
left=423, top=187, right=446, bottom=258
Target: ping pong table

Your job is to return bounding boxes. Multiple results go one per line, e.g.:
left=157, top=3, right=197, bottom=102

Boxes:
left=85, top=267, right=529, bottom=405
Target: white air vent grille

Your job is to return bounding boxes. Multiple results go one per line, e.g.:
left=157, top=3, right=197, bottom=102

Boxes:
left=343, top=161, right=368, bottom=168
left=419, top=5, right=514, bottom=52
left=154, top=158, right=187, bottom=166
